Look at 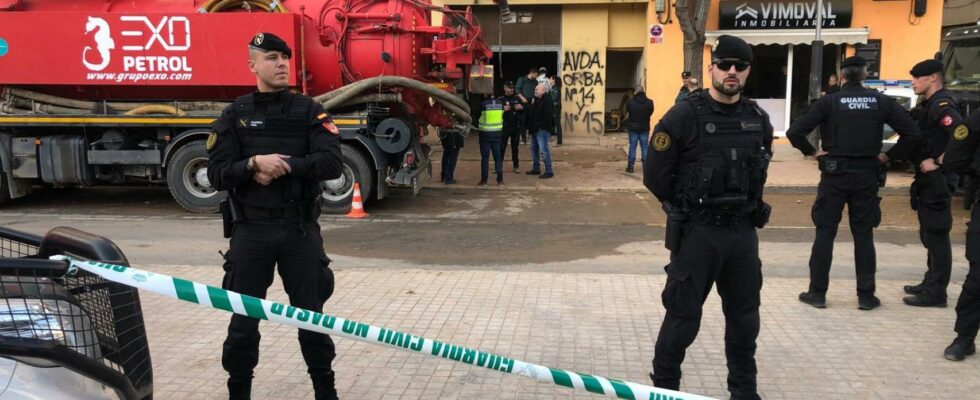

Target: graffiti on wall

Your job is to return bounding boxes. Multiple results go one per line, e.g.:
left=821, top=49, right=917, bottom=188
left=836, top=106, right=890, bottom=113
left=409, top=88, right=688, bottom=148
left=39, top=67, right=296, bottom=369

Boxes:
left=561, top=50, right=605, bottom=135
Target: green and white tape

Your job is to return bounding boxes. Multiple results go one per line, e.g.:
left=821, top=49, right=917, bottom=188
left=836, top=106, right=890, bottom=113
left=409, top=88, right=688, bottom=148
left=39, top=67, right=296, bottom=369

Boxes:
left=53, top=256, right=715, bottom=400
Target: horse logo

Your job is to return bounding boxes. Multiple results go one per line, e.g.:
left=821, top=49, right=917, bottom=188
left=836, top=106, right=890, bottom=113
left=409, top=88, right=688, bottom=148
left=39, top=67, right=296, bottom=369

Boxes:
left=83, top=17, right=114, bottom=72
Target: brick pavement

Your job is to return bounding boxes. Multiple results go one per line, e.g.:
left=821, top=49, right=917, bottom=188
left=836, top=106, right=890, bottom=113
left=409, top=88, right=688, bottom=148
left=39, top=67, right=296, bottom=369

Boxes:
left=142, top=265, right=979, bottom=399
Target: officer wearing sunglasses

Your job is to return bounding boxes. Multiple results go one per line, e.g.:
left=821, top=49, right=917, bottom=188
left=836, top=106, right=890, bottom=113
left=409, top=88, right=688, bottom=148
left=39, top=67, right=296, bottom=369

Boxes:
left=787, top=56, right=922, bottom=311
left=643, top=35, right=772, bottom=400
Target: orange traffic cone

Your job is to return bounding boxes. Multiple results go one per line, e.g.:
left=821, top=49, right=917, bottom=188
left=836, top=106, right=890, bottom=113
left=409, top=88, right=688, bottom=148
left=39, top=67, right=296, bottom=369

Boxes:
left=346, top=182, right=369, bottom=219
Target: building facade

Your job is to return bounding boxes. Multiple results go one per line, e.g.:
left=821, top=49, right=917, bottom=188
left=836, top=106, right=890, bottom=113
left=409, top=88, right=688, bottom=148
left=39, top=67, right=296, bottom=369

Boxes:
left=437, top=0, right=945, bottom=137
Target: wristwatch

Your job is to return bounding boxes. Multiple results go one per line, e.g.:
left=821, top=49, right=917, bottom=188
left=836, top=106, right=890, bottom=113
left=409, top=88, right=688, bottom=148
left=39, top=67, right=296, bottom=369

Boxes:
left=247, top=156, right=256, bottom=171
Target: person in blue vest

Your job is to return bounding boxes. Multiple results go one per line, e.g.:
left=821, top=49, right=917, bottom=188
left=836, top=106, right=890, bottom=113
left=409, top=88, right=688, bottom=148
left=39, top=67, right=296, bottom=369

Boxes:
left=477, top=94, right=505, bottom=185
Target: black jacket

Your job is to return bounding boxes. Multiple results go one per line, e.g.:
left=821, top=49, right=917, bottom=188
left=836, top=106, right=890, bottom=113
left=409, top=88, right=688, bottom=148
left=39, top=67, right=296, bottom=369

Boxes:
left=626, top=91, right=654, bottom=132
left=527, top=95, right=555, bottom=134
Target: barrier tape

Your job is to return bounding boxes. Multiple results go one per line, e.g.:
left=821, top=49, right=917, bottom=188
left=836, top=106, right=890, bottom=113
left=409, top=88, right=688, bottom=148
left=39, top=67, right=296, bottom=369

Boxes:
left=54, top=256, right=715, bottom=400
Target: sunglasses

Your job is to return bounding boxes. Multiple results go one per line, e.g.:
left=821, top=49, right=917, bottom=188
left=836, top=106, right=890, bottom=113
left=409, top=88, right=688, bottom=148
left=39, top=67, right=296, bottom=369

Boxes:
left=713, top=60, right=751, bottom=72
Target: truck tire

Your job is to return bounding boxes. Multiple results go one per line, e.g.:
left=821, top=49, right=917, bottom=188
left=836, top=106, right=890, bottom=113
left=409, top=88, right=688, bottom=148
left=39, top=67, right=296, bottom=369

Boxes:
left=167, top=141, right=224, bottom=213
left=320, top=143, right=373, bottom=214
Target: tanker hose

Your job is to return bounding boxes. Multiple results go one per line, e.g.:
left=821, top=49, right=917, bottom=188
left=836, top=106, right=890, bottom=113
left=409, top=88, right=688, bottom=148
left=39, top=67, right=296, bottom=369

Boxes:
left=4, top=87, right=226, bottom=114
left=0, top=102, right=30, bottom=115
left=124, top=105, right=188, bottom=116
left=199, top=0, right=287, bottom=13
left=8, top=97, right=88, bottom=114
left=318, top=76, right=472, bottom=126
left=337, top=93, right=402, bottom=108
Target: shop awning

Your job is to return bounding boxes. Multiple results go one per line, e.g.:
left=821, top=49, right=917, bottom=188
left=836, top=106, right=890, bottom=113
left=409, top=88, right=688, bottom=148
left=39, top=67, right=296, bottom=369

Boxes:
left=705, top=28, right=869, bottom=47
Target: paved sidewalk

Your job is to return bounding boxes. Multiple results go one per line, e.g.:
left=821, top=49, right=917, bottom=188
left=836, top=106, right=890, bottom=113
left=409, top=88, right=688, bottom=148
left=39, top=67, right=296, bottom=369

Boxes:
left=426, top=134, right=916, bottom=193
left=145, top=265, right=978, bottom=399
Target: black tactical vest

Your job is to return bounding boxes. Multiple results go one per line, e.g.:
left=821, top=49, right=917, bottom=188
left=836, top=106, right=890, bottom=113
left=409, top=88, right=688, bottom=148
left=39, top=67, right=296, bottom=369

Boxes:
left=230, top=92, right=316, bottom=208
left=676, top=94, right=768, bottom=215
left=822, top=87, right=885, bottom=157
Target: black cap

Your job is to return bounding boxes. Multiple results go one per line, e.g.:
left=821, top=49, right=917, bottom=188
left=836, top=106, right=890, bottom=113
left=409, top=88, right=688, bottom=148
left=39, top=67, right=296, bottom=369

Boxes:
left=249, top=32, right=292, bottom=59
left=841, top=56, right=867, bottom=68
left=712, top=35, right=753, bottom=62
left=909, top=59, right=943, bottom=77
left=503, top=81, right=515, bottom=88
left=681, top=71, right=691, bottom=78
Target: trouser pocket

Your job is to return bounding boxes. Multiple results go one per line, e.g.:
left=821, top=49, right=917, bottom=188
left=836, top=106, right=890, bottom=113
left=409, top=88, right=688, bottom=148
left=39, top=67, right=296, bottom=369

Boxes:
left=318, top=256, right=335, bottom=302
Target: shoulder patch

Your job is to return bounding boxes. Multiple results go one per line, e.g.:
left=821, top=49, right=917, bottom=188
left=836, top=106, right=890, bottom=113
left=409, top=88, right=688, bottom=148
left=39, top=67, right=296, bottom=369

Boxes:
left=938, top=101, right=950, bottom=107
left=954, top=125, right=969, bottom=141
left=941, top=115, right=954, bottom=127
left=206, top=132, right=218, bottom=151
left=652, top=132, right=672, bottom=152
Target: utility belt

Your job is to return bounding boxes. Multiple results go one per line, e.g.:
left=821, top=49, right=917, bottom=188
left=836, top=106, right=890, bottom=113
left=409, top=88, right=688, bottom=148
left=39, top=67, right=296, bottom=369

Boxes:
left=818, top=156, right=879, bottom=174
left=242, top=202, right=319, bottom=220
left=662, top=200, right=770, bottom=252
left=689, top=209, right=750, bottom=228
left=220, top=196, right=319, bottom=238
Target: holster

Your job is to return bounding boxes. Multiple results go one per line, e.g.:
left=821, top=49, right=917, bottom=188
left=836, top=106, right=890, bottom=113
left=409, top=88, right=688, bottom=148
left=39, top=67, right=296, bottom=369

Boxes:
left=751, top=201, right=772, bottom=229
left=219, top=196, right=244, bottom=238
left=662, top=201, right=688, bottom=252
left=878, top=164, right=887, bottom=188
left=818, top=157, right=847, bottom=175
left=910, top=180, right=920, bottom=211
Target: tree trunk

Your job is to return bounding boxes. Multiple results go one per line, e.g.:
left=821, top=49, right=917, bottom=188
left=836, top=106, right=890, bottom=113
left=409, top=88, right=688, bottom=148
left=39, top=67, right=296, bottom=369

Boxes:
left=675, top=0, right=711, bottom=87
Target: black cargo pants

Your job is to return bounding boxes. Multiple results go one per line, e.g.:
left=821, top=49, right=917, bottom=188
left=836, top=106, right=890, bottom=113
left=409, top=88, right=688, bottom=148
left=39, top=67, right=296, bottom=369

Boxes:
left=956, top=206, right=980, bottom=340
left=652, top=221, right=762, bottom=399
left=808, top=169, right=882, bottom=297
left=221, top=216, right=336, bottom=378
left=912, top=170, right=953, bottom=300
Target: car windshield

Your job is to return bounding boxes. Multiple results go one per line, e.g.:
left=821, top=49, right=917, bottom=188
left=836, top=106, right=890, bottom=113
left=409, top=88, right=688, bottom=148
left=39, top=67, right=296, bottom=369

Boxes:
left=944, top=37, right=980, bottom=85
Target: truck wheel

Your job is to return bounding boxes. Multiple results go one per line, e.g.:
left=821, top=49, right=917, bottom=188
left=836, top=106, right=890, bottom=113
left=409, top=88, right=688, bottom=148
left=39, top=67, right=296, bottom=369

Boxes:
left=167, top=141, right=224, bottom=213
left=320, top=143, right=373, bottom=214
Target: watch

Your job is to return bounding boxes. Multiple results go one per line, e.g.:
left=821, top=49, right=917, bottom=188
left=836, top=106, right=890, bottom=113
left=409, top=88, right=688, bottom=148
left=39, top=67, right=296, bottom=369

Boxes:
left=247, top=156, right=256, bottom=171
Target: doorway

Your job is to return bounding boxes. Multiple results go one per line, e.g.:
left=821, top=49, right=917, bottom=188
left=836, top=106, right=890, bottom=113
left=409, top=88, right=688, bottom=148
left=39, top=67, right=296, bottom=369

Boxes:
left=490, top=51, right=559, bottom=96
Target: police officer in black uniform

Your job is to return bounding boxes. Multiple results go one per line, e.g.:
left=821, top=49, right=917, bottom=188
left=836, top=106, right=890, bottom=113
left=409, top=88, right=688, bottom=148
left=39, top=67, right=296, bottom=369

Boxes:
left=207, top=32, right=344, bottom=400
left=644, top=35, right=772, bottom=400
left=787, top=56, right=922, bottom=310
left=904, top=59, right=965, bottom=308
left=939, top=110, right=980, bottom=361
left=499, top=81, right=523, bottom=173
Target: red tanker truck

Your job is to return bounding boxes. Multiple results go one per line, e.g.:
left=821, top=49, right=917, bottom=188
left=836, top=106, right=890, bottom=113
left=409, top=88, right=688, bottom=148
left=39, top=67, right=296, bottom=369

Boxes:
left=0, top=0, right=492, bottom=212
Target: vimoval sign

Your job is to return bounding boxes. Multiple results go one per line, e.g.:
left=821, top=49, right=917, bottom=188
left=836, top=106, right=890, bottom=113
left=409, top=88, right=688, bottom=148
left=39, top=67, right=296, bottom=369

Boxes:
left=719, top=0, right=853, bottom=29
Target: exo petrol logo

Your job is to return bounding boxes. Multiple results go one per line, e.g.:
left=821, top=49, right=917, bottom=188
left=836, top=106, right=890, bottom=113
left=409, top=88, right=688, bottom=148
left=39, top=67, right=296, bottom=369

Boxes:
left=735, top=2, right=759, bottom=19
left=0, top=38, right=8, bottom=57
left=82, top=15, right=193, bottom=75
left=83, top=17, right=115, bottom=71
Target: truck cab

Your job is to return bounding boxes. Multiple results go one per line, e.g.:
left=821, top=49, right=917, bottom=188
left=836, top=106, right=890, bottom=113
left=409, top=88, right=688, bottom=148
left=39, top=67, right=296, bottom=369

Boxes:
left=942, top=22, right=980, bottom=116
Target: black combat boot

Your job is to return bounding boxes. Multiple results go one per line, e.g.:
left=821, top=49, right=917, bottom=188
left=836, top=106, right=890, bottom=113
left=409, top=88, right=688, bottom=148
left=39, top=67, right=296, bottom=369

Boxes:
left=902, top=294, right=947, bottom=308
left=857, top=295, right=881, bottom=311
left=227, top=375, right=252, bottom=400
left=944, top=336, right=977, bottom=361
left=903, top=283, right=925, bottom=294
left=798, top=291, right=827, bottom=308
left=312, top=371, right=339, bottom=400
left=625, top=164, right=634, bottom=173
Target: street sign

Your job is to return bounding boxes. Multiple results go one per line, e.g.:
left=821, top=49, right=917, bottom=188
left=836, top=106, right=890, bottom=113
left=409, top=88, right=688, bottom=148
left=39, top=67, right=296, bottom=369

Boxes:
left=649, top=24, right=663, bottom=44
